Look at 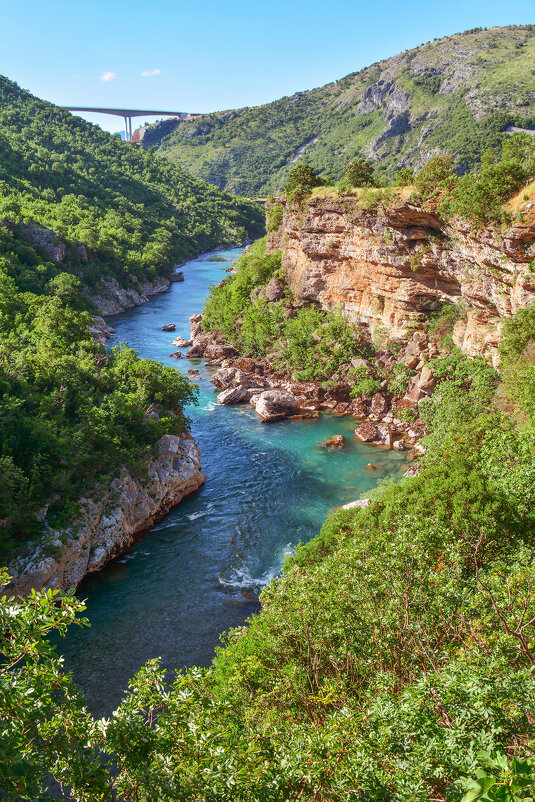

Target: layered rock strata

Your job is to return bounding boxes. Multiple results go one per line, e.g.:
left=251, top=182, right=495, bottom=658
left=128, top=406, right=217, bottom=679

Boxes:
left=266, top=197, right=535, bottom=366
left=8, top=434, right=205, bottom=596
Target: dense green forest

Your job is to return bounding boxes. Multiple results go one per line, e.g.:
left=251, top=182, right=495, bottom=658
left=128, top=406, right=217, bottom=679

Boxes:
left=0, top=74, right=265, bottom=559
left=0, top=75, right=264, bottom=293
left=2, top=132, right=535, bottom=798
left=143, top=25, right=535, bottom=195
left=0, top=264, right=198, bottom=560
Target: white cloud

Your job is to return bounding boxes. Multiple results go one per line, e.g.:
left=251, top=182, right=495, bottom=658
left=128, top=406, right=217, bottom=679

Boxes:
left=99, top=71, right=117, bottom=82
left=141, top=68, right=162, bottom=78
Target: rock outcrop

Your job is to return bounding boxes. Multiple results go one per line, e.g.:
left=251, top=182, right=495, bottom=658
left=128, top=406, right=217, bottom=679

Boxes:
left=266, top=197, right=535, bottom=366
left=7, top=434, right=205, bottom=597
left=87, top=275, right=172, bottom=316
left=255, top=390, right=301, bottom=422
left=89, top=316, right=115, bottom=345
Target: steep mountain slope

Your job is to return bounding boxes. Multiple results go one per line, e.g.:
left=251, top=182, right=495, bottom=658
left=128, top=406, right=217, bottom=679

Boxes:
left=143, top=25, right=535, bottom=195
left=0, top=75, right=264, bottom=565
left=0, top=76, right=264, bottom=298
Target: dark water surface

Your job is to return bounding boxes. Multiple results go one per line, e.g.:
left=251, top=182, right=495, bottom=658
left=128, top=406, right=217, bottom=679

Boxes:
left=59, top=248, right=408, bottom=715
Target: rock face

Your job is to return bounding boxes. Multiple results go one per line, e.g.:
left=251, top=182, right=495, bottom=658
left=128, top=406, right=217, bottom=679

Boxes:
left=354, top=421, right=379, bottom=442
left=267, top=198, right=535, bottom=366
left=255, top=390, right=301, bottom=422
left=88, top=275, right=171, bottom=316
left=7, top=434, right=205, bottom=597
left=340, top=498, right=371, bottom=510
left=22, top=225, right=67, bottom=262
left=89, top=316, right=115, bottom=345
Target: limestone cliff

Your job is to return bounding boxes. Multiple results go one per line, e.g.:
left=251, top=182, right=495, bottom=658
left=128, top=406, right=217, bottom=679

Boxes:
left=86, top=274, right=172, bottom=316
left=267, top=197, right=535, bottom=365
left=7, top=434, right=205, bottom=596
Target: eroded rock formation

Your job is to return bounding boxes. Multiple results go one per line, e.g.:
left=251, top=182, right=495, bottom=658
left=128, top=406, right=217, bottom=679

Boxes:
left=267, top=197, right=535, bottom=366
left=7, top=434, right=205, bottom=596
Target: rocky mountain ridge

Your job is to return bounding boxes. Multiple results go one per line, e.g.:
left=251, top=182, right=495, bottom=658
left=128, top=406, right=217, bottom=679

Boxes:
left=143, top=25, right=535, bottom=194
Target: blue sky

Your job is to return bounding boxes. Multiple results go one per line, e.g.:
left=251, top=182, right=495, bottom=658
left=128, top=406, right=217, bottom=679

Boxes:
left=2, top=0, right=534, bottom=134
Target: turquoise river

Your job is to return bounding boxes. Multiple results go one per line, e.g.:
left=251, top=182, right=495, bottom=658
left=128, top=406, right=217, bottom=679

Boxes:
left=59, top=247, right=408, bottom=715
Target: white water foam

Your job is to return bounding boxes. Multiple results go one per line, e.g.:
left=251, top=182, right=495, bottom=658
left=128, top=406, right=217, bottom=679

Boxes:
left=218, top=542, right=294, bottom=591
left=187, top=503, right=214, bottom=521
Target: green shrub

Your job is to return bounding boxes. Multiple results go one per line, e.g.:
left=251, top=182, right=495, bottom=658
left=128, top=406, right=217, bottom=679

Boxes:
left=414, top=154, right=458, bottom=198
left=266, top=203, right=284, bottom=232
left=285, top=161, right=322, bottom=202
left=395, top=166, right=415, bottom=186
left=344, top=157, right=376, bottom=187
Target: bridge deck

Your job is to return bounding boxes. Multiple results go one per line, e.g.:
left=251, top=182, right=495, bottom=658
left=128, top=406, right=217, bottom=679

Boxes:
left=62, top=107, right=194, bottom=118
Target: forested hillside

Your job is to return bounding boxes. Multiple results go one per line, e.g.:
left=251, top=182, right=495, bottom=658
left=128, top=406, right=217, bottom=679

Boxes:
left=0, top=75, right=263, bottom=560
left=143, top=25, right=535, bottom=195
left=0, top=75, right=264, bottom=294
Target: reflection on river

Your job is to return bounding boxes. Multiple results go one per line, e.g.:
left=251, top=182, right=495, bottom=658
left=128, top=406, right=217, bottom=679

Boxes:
left=59, top=247, right=407, bottom=715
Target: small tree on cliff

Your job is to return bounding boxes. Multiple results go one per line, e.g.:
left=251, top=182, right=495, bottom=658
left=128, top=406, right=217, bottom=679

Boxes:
left=344, top=157, right=376, bottom=187
left=414, top=154, right=457, bottom=198
left=284, top=162, right=321, bottom=202
left=395, top=166, right=415, bottom=186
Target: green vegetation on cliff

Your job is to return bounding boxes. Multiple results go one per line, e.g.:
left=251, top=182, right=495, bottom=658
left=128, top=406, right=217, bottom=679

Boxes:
left=144, top=25, right=535, bottom=195
left=0, top=270, right=197, bottom=559
left=0, top=75, right=264, bottom=293
left=202, top=239, right=371, bottom=380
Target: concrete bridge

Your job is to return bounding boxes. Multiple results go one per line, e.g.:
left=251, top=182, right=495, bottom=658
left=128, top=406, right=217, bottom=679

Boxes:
left=62, top=107, right=200, bottom=140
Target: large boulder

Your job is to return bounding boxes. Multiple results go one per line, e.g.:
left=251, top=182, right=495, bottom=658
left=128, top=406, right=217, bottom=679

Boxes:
left=204, top=343, right=239, bottom=361
left=349, top=397, right=369, bottom=418
left=172, top=336, right=192, bottom=348
left=368, top=392, right=389, bottom=420
left=211, top=367, right=239, bottom=389
left=255, top=390, right=301, bottom=422
left=186, top=335, right=211, bottom=358
left=418, top=364, right=436, bottom=394
left=406, top=420, right=427, bottom=444
left=211, top=367, right=262, bottom=390
left=377, top=422, right=394, bottom=448
left=354, top=421, right=379, bottom=442
left=264, top=277, right=285, bottom=302
left=217, top=386, right=248, bottom=405
left=404, top=375, right=426, bottom=404
left=161, top=323, right=176, bottom=332
left=189, top=313, right=203, bottom=339
left=320, top=434, right=345, bottom=448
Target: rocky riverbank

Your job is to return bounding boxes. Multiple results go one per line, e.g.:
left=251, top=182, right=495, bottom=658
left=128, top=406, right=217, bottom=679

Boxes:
left=7, top=434, right=205, bottom=597
left=178, top=313, right=430, bottom=458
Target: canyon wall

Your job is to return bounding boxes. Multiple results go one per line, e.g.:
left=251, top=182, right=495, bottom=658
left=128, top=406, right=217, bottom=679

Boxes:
left=267, top=197, right=535, bottom=364
left=7, top=434, right=205, bottom=597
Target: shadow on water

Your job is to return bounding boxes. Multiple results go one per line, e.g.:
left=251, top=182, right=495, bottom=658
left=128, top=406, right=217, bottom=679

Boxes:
left=57, top=247, right=408, bottom=716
